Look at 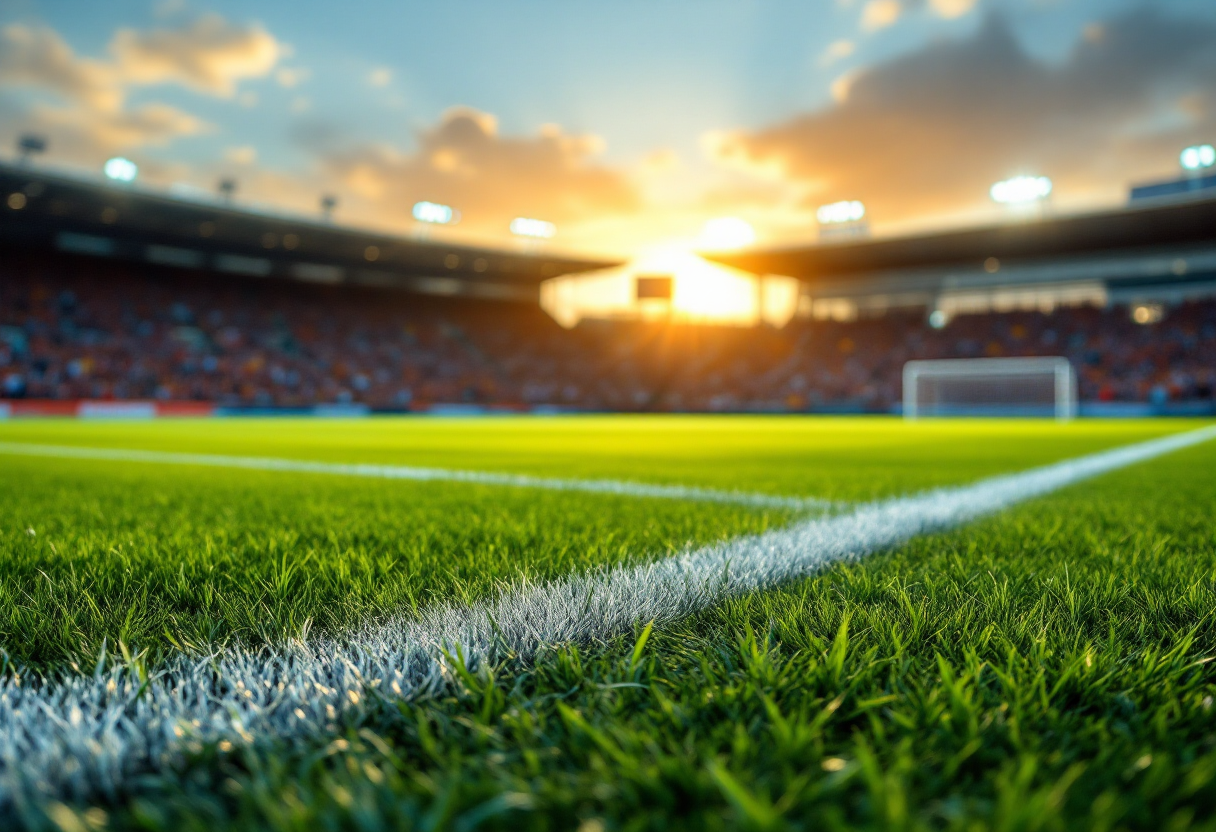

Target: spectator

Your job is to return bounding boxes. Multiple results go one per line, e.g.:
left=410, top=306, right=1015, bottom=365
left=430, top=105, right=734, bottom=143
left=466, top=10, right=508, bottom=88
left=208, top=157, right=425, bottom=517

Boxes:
left=1, top=250, right=1212, bottom=411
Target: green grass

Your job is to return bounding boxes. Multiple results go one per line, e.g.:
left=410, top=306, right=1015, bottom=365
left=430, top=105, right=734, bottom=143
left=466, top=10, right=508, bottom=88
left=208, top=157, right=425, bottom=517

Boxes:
left=0, top=415, right=1193, bottom=498
left=0, top=417, right=1192, bottom=671
left=2, top=416, right=1214, bottom=830
left=0, top=456, right=784, bottom=671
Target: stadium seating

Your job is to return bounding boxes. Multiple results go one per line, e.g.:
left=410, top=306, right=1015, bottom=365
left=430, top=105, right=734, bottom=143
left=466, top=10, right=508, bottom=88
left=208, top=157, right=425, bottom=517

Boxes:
left=1, top=250, right=1213, bottom=412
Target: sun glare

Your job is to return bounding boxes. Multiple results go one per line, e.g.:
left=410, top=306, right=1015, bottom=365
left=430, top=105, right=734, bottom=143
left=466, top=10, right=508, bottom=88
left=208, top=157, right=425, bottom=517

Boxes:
left=542, top=238, right=800, bottom=328
left=698, top=217, right=755, bottom=251
left=639, top=245, right=757, bottom=320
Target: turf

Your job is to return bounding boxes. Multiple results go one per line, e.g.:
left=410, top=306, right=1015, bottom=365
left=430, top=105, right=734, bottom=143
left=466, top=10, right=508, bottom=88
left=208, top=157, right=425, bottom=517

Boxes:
left=0, top=415, right=1193, bottom=498
left=1, top=416, right=1214, bottom=830
left=0, top=455, right=787, bottom=671
left=0, top=417, right=1192, bottom=671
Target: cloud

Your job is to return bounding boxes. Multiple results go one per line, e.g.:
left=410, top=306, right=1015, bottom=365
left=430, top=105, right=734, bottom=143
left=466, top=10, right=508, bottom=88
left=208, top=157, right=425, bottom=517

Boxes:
left=0, top=24, right=119, bottom=110
left=0, top=15, right=279, bottom=159
left=829, top=69, right=860, bottom=103
left=275, top=67, right=308, bottom=88
left=856, top=0, right=976, bottom=33
left=29, top=101, right=205, bottom=153
left=153, top=0, right=188, bottom=19
left=707, top=9, right=1216, bottom=228
left=302, top=107, right=639, bottom=235
left=819, top=39, right=856, bottom=67
left=929, top=0, right=976, bottom=19
left=639, top=148, right=681, bottom=175
left=224, top=145, right=256, bottom=165
left=368, top=67, right=392, bottom=87
left=110, top=14, right=280, bottom=96
left=861, top=0, right=901, bottom=32
left=0, top=24, right=207, bottom=156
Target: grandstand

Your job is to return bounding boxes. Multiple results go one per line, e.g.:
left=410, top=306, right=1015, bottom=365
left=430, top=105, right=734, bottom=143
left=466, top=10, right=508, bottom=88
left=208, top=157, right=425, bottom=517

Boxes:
left=712, top=195, right=1216, bottom=319
left=2, top=161, right=1214, bottom=416
left=0, top=162, right=616, bottom=302
left=708, top=194, right=1216, bottom=415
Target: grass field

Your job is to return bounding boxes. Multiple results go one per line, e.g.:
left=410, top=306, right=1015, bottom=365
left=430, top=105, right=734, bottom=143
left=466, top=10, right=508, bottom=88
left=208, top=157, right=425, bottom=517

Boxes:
left=0, top=416, right=1214, bottom=830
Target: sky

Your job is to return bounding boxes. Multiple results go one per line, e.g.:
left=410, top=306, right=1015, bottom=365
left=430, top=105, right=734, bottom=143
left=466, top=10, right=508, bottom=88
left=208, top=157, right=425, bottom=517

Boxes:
left=1, top=0, right=1214, bottom=259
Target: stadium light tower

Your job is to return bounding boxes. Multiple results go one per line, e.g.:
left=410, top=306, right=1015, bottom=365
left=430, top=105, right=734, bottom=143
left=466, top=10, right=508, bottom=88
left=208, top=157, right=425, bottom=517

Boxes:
left=413, top=201, right=457, bottom=225
left=990, top=176, right=1052, bottom=205
left=103, top=157, right=138, bottom=183
left=218, top=178, right=237, bottom=203
left=320, top=194, right=338, bottom=220
left=510, top=217, right=556, bottom=239
left=17, top=134, right=47, bottom=165
left=1180, top=144, right=1216, bottom=172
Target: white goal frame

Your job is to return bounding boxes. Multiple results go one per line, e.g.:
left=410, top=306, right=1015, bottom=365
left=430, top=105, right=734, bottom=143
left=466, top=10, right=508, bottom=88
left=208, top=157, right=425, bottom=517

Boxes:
left=903, top=357, right=1077, bottom=421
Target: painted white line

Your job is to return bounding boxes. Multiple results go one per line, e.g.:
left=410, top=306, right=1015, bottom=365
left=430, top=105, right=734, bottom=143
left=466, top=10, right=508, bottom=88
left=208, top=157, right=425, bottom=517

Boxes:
left=0, top=441, right=834, bottom=512
left=0, top=426, right=1212, bottom=806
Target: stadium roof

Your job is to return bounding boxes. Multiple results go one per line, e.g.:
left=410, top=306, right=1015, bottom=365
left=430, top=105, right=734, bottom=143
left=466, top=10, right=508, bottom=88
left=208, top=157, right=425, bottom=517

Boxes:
left=710, top=196, right=1216, bottom=284
left=0, top=162, right=619, bottom=301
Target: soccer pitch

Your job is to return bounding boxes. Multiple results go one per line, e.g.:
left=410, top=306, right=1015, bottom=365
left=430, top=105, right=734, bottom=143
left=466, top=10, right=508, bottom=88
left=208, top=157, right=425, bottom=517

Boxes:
left=0, top=416, right=1214, bottom=829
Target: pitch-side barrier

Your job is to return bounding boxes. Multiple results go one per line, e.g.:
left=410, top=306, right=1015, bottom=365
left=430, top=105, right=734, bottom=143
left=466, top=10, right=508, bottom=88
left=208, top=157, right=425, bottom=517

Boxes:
left=3, top=399, right=1215, bottom=419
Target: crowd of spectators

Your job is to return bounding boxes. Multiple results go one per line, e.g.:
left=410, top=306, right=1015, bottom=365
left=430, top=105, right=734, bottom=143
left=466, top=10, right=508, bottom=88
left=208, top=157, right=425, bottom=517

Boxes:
left=1, top=251, right=1213, bottom=412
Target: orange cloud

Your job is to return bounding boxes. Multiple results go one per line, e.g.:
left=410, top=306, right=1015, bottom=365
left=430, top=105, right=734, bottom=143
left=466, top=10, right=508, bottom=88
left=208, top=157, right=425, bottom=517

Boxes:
left=0, top=15, right=279, bottom=160
left=707, top=10, right=1216, bottom=233
left=819, top=39, right=856, bottom=67
left=0, top=25, right=119, bottom=110
left=861, top=0, right=901, bottom=32
left=110, top=14, right=281, bottom=97
left=929, top=0, right=976, bottom=19
left=29, top=101, right=206, bottom=154
left=304, top=107, right=640, bottom=237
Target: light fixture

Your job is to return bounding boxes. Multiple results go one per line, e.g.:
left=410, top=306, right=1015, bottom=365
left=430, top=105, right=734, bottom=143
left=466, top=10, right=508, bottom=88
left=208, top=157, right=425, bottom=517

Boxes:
left=413, top=201, right=456, bottom=224
left=1180, top=144, right=1216, bottom=171
left=510, top=217, right=556, bottom=239
left=103, top=157, right=138, bottom=182
left=18, top=134, right=47, bottom=162
left=990, top=176, right=1052, bottom=204
left=816, top=200, right=866, bottom=224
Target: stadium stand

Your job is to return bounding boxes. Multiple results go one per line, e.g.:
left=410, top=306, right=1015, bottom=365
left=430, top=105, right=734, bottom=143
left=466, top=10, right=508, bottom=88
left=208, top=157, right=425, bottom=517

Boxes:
left=2, top=249, right=1213, bottom=414
left=3, top=161, right=1214, bottom=416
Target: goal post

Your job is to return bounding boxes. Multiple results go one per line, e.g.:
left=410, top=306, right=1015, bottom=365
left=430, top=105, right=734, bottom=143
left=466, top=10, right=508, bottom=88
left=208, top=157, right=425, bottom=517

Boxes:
left=903, top=357, right=1077, bottom=420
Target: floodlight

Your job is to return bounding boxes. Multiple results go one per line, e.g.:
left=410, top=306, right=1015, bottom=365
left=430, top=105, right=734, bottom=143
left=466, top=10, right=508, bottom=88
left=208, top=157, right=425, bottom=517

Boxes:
left=510, top=217, right=556, bottom=239
left=816, top=200, right=866, bottom=224
left=103, top=157, right=138, bottom=182
left=1180, top=144, right=1216, bottom=171
left=699, top=217, right=755, bottom=249
left=990, top=176, right=1052, bottom=204
left=413, top=201, right=455, bottom=224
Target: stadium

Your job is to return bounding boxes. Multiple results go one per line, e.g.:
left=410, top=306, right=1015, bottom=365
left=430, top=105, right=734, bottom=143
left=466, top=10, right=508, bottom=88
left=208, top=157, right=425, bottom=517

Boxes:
left=1, top=2, right=1216, bottom=829
left=3, top=160, right=1214, bottom=418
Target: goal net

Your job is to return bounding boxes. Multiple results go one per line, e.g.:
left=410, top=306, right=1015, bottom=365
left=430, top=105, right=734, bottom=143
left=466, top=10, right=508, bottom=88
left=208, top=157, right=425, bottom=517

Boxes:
left=903, top=357, right=1077, bottom=420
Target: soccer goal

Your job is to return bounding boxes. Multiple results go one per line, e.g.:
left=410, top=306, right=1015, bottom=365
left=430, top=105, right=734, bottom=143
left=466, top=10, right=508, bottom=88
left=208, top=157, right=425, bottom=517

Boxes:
left=903, top=357, right=1077, bottom=420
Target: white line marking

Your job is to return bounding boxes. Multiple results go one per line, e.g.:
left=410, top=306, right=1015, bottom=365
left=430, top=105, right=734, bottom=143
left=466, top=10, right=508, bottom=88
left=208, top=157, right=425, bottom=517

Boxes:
left=0, top=426, right=1212, bottom=806
left=0, top=441, right=834, bottom=511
